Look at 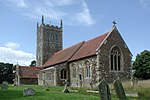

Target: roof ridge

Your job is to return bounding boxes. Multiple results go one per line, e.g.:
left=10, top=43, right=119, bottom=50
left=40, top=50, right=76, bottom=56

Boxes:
left=85, top=32, right=109, bottom=43
left=54, top=41, right=85, bottom=55
left=67, top=41, right=85, bottom=61
left=43, top=41, right=85, bottom=67
left=69, top=32, right=109, bottom=61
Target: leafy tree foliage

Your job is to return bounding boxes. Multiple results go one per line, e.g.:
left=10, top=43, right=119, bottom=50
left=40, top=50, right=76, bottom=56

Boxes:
left=133, top=50, right=150, bottom=79
left=29, top=60, right=36, bottom=67
left=0, top=62, right=15, bottom=84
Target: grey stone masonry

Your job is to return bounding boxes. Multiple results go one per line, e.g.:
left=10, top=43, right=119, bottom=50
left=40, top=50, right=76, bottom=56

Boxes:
left=36, top=15, right=63, bottom=67
left=98, top=79, right=111, bottom=100
left=23, top=88, right=35, bottom=96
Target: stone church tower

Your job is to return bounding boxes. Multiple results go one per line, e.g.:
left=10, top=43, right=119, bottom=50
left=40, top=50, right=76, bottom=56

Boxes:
left=36, top=15, right=63, bottom=67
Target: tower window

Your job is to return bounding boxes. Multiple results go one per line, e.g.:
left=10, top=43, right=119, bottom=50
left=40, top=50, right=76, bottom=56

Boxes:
left=60, top=69, right=66, bottom=79
left=110, top=46, right=121, bottom=71
left=50, top=33, right=55, bottom=43
left=55, top=34, right=58, bottom=42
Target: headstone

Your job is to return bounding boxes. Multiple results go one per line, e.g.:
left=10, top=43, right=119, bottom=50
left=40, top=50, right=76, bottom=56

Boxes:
left=23, top=88, right=35, bottom=96
left=98, top=79, right=111, bottom=100
left=113, top=79, right=126, bottom=100
left=62, top=79, right=69, bottom=93
left=1, top=81, right=8, bottom=90
left=130, top=78, right=138, bottom=87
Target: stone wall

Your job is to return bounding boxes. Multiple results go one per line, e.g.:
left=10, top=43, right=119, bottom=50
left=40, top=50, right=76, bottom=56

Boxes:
left=69, top=28, right=132, bottom=88
left=38, top=63, right=68, bottom=86
left=36, top=23, right=63, bottom=67
left=55, top=63, right=67, bottom=86
left=97, top=28, right=132, bottom=83
left=69, top=56, right=98, bottom=88
left=20, top=78, right=38, bottom=85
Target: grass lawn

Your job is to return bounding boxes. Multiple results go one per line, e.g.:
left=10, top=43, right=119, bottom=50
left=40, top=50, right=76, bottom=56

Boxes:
left=0, top=85, right=99, bottom=100
left=0, top=85, right=147, bottom=100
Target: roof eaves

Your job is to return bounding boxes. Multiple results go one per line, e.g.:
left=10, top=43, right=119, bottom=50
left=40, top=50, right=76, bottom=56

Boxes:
left=69, top=54, right=96, bottom=62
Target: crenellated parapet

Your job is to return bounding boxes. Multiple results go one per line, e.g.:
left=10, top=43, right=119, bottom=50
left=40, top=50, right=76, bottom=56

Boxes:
left=37, top=15, right=62, bottom=32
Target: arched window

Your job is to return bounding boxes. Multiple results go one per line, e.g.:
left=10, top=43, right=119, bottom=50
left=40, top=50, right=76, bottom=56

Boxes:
left=110, top=46, right=121, bottom=71
left=72, top=64, right=76, bottom=78
left=55, top=33, right=58, bottom=42
left=86, top=62, right=91, bottom=77
left=60, top=69, right=66, bottom=79
left=50, top=33, right=55, bottom=43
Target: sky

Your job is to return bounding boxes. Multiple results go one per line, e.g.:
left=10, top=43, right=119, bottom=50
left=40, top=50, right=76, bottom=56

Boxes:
left=0, top=0, right=150, bottom=66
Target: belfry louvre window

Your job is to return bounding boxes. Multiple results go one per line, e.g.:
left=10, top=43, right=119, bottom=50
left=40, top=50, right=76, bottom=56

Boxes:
left=110, top=46, right=121, bottom=71
left=60, top=69, right=66, bottom=79
left=50, top=33, right=55, bottom=43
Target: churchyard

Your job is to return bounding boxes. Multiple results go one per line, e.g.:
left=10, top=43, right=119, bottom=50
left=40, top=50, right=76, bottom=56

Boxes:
left=0, top=80, right=150, bottom=100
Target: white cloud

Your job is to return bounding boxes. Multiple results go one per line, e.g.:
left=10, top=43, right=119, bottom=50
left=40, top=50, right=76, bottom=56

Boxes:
left=5, top=42, right=20, bottom=50
left=1, top=0, right=95, bottom=26
left=139, top=0, right=150, bottom=10
left=23, top=7, right=66, bottom=20
left=44, top=0, right=74, bottom=6
left=74, top=0, right=95, bottom=25
left=1, top=0, right=28, bottom=8
left=0, top=44, right=35, bottom=66
left=44, top=0, right=55, bottom=7
left=53, top=0, right=74, bottom=6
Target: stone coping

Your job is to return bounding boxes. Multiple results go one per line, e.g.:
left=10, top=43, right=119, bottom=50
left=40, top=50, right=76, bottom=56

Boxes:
left=86, top=90, right=138, bottom=97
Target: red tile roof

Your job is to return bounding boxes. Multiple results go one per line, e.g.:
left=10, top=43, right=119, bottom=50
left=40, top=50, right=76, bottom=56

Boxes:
left=69, top=32, right=109, bottom=61
left=43, top=41, right=84, bottom=67
left=43, top=32, right=109, bottom=67
left=19, top=66, right=41, bottom=78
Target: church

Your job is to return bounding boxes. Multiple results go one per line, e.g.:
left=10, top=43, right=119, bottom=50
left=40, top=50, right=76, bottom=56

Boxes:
left=35, top=16, right=132, bottom=88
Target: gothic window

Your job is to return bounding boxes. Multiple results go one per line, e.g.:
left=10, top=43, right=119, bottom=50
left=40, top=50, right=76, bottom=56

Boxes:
left=50, top=33, right=55, bottom=43
left=110, top=46, right=121, bottom=71
left=72, top=64, right=76, bottom=78
left=55, top=33, right=58, bottom=42
left=60, top=69, right=66, bottom=79
left=86, top=62, right=91, bottom=77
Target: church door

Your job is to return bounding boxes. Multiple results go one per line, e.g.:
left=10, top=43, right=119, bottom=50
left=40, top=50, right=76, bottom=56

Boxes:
left=79, top=74, right=83, bottom=87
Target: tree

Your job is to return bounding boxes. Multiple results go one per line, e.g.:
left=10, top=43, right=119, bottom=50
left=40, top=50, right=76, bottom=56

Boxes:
left=0, top=62, right=15, bottom=84
left=29, top=60, right=36, bottom=67
left=133, top=50, right=150, bottom=79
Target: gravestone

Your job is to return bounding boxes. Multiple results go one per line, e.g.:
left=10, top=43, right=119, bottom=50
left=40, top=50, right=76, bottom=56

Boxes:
left=62, top=79, right=69, bottom=93
left=98, top=79, right=111, bottom=100
left=23, top=88, right=35, bottom=96
left=113, top=79, right=126, bottom=100
left=130, top=78, right=138, bottom=87
left=1, top=81, right=8, bottom=90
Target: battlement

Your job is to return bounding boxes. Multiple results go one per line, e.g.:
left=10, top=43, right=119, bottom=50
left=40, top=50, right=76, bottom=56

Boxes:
left=37, top=15, right=62, bottom=31
left=36, top=15, right=63, bottom=67
left=45, top=24, right=60, bottom=29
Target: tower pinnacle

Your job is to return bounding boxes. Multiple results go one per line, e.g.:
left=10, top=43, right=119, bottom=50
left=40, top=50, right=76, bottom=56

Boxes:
left=42, top=15, right=44, bottom=24
left=37, top=22, right=39, bottom=29
left=60, top=19, right=63, bottom=28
